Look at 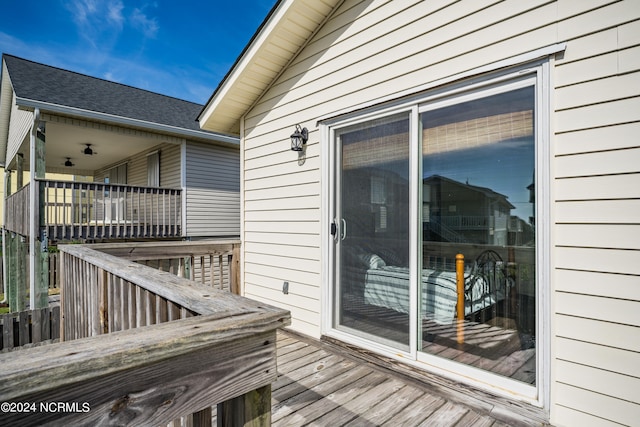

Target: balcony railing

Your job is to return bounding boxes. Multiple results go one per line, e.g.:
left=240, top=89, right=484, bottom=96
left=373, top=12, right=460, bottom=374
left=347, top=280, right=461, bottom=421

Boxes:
left=0, top=240, right=290, bottom=426
left=439, top=215, right=490, bottom=230
left=4, top=179, right=182, bottom=241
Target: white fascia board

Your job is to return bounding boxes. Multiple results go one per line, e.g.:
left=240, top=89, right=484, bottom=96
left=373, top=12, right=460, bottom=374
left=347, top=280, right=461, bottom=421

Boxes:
left=16, top=96, right=239, bottom=147
left=198, top=0, right=295, bottom=127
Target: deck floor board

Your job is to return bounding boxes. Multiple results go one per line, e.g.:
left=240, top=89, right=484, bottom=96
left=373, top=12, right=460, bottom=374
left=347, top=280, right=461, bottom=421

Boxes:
left=211, top=330, right=550, bottom=426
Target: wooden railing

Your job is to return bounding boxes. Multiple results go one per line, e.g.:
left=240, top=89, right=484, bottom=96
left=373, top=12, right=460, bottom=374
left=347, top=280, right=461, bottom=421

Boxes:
left=92, top=239, right=241, bottom=294
left=4, top=182, right=30, bottom=236
left=4, top=179, right=182, bottom=240
left=0, top=306, right=60, bottom=352
left=0, top=241, right=290, bottom=426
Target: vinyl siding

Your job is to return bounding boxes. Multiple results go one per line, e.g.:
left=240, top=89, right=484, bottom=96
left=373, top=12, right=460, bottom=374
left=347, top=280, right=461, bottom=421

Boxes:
left=238, top=1, right=640, bottom=424
left=184, top=141, right=240, bottom=237
left=95, top=143, right=180, bottom=188
left=552, top=3, right=640, bottom=425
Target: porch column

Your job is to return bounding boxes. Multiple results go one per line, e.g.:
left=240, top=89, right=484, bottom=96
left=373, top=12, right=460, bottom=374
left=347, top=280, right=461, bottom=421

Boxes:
left=3, top=170, right=26, bottom=312
left=29, top=111, right=48, bottom=309
left=1, top=169, right=9, bottom=305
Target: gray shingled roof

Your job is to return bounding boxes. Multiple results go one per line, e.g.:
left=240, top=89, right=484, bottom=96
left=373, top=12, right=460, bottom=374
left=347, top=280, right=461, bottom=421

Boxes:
left=3, top=54, right=205, bottom=133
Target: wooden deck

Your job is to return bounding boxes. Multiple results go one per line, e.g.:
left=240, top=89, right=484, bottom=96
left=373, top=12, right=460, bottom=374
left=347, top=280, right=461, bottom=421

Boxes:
left=208, top=330, right=549, bottom=426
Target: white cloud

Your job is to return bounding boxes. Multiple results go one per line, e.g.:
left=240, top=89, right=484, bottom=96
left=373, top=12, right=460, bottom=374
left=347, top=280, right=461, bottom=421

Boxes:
left=130, top=8, right=159, bottom=39
left=65, top=1, right=159, bottom=44
left=64, top=0, right=125, bottom=48
left=107, top=1, right=125, bottom=27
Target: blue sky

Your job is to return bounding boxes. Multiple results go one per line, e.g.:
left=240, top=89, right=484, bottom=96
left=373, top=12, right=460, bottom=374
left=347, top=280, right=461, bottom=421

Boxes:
left=0, top=0, right=277, bottom=105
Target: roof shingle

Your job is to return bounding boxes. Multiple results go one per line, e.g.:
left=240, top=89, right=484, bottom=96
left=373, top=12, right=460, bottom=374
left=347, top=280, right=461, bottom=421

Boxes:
left=4, top=54, right=205, bottom=133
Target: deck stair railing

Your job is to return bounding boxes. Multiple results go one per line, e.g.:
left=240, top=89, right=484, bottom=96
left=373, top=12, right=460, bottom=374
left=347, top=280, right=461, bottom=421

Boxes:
left=0, top=240, right=290, bottom=426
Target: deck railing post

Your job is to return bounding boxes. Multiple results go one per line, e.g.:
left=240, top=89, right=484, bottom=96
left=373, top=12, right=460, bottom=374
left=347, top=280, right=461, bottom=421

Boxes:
left=217, top=384, right=271, bottom=427
left=231, top=244, right=241, bottom=295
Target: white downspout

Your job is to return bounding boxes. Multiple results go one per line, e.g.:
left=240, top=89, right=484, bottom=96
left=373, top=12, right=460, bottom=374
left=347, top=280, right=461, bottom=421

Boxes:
left=1, top=169, right=8, bottom=303
left=28, top=107, right=40, bottom=309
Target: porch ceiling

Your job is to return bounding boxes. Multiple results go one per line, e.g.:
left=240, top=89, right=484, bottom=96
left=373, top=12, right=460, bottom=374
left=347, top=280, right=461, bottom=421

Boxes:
left=12, top=120, right=170, bottom=176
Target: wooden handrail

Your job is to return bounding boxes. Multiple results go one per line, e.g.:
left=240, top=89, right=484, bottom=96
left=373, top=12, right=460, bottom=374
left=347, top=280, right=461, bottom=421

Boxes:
left=0, top=240, right=290, bottom=426
left=58, top=242, right=245, bottom=339
left=0, top=311, right=288, bottom=426
left=93, top=239, right=242, bottom=293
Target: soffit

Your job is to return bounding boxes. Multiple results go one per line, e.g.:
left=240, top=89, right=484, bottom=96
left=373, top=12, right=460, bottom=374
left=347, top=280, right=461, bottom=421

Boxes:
left=199, top=0, right=342, bottom=135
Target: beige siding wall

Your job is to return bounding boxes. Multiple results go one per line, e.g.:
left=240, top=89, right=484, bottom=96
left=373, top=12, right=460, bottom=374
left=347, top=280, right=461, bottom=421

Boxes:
left=184, top=141, right=240, bottom=237
left=551, top=5, right=640, bottom=426
left=240, top=1, right=639, bottom=425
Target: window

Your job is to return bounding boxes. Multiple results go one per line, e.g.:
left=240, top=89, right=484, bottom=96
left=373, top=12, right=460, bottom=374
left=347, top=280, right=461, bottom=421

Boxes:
left=147, top=151, right=160, bottom=187
left=107, top=163, right=127, bottom=184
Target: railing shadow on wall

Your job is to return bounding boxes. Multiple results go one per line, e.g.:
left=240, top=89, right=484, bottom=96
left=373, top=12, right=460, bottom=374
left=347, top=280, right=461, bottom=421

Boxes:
left=0, top=240, right=290, bottom=426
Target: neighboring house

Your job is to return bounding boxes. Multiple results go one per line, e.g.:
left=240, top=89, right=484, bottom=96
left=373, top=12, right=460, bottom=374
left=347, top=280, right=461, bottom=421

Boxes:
left=0, top=54, right=240, bottom=309
left=198, top=1, right=640, bottom=426
left=422, top=175, right=516, bottom=246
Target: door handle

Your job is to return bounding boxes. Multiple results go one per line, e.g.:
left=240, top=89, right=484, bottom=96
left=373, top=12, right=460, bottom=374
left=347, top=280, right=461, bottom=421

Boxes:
left=341, top=218, right=347, bottom=240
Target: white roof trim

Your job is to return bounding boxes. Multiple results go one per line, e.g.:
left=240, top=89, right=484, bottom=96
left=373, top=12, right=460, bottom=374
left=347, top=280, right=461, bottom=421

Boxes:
left=16, top=96, right=239, bottom=146
left=199, top=0, right=344, bottom=134
left=198, top=1, right=295, bottom=129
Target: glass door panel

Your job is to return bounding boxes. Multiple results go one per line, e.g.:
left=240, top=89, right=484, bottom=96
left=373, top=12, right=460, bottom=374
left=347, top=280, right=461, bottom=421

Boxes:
left=419, top=86, right=537, bottom=385
left=334, top=113, right=411, bottom=350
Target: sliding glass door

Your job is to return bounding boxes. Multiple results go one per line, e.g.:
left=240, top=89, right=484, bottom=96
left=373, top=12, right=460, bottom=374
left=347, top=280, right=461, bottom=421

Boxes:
left=329, top=71, right=542, bottom=396
left=418, top=83, right=537, bottom=386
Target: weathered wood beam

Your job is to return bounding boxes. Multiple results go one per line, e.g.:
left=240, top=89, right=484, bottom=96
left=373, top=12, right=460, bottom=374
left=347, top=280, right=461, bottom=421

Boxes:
left=26, top=119, right=48, bottom=309
left=15, top=234, right=27, bottom=312
left=217, top=384, right=271, bottom=427
left=0, top=311, right=288, bottom=426
left=16, top=153, right=23, bottom=189
left=6, top=232, right=17, bottom=312
left=92, top=240, right=239, bottom=260
left=231, top=243, right=241, bottom=295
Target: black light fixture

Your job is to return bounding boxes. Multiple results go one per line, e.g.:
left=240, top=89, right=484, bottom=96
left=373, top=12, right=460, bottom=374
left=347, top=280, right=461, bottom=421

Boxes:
left=64, top=157, right=74, bottom=167
left=83, top=144, right=95, bottom=155
left=290, top=125, right=308, bottom=152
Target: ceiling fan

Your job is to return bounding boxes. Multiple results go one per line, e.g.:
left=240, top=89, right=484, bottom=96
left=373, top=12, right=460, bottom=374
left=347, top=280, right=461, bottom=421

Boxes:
left=82, top=144, right=97, bottom=156
left=64, top=157, right=75, bottom=167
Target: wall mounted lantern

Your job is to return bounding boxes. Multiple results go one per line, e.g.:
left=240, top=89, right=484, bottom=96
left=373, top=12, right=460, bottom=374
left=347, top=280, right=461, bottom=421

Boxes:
left=290, top=125, right=308, bottom=151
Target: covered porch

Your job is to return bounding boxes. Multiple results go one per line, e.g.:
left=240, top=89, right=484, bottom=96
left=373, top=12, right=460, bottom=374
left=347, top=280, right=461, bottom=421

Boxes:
left=2, top=112, right=189, bottom=313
